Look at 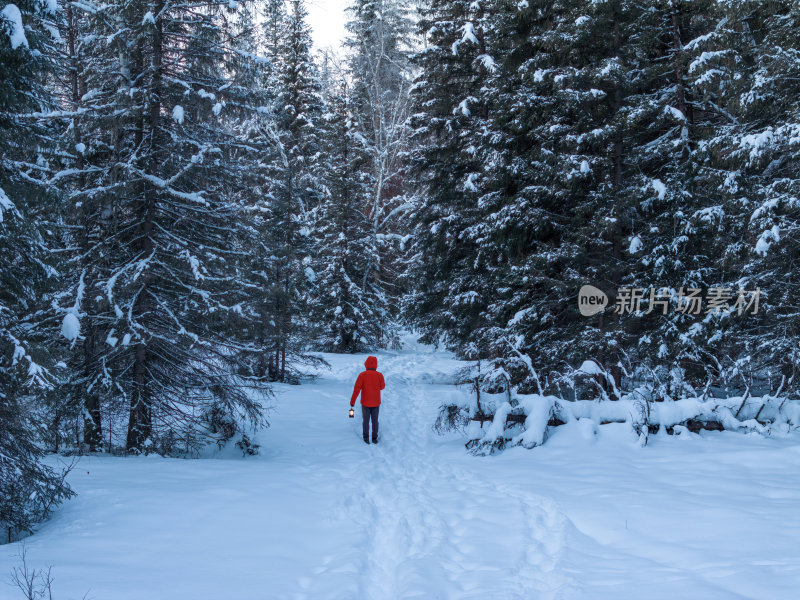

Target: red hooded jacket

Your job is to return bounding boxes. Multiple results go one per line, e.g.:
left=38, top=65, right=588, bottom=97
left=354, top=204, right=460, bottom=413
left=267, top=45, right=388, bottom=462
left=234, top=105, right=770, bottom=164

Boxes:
left=350, top=356, right=385, bottom=408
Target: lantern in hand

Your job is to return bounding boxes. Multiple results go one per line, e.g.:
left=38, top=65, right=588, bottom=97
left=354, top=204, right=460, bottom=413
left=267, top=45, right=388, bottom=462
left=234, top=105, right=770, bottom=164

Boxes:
left=349, top=408, right=355, bottom=418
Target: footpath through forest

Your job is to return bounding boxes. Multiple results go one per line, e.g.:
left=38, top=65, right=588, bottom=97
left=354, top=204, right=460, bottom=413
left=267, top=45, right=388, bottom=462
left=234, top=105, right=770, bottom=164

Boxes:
left=2, top=337, right=800, bottom=599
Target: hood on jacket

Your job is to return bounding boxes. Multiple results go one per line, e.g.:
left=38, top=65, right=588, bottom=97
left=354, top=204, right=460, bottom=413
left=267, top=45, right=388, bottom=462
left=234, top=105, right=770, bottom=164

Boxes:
left=364, top=356, right=378, bottom=370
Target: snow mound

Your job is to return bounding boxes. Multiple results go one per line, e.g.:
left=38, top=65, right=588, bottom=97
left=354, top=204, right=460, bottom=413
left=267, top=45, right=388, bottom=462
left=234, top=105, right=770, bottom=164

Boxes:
left=61, top=312, right=80, bottom=344
left=1, top=4, right=28, bottom=50
left=755, top=225, right=780, bottom=256
left=577, top=359, right=604, bottom=375
left=651, top=178, right=666, bottom=200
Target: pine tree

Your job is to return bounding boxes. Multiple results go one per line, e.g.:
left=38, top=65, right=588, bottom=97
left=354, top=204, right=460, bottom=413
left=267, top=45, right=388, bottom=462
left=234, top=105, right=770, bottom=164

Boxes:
left=405, top=0, right=498, bottom=351
left=261, top=0, right=287, bottom=67
left=1, top=389, right=75, bottom=543
left=1, top=0, right=75, bottom=540
left=689, top=0, right=800, bottom=393
left=623, top=0, right=724, bottom=396
left=48, top=0, right=270, bottom=454
left=311, top=79, right=389, bottom=351
left=456, top=0, right=623, bottom=386
left=1, top=0, right=61, bottom=382
left=485, top=0, right=720, bottom=390
left=407, top=0, right=729, bottom=395
left=408, top=0, right=646, bottom=383
left=345, top=0, right=413, bottom=343
left=226, top=0, right=286, bottom=385
left=260, top=0, right=326, bottom=380
left=49, top=0, right=116, bottom=452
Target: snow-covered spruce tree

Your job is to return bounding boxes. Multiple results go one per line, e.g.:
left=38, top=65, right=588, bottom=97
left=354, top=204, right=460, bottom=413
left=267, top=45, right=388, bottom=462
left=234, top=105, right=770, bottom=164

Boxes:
left=196, top=0, right=300, bottom=438
left=1, top=386, right=76, bottom=543
left=405, top=0, right=498, bottom=352
left=223, top=0, right=283, bottom=388
left=408, top=0, right=734, bottom=396
left=484, top=0, right=722, bottom=392
left=259, top=0, right=326, bottom=381
left=408, top=1, right=800, bottom=447
left=1, top=0, right=59, bottom=387
left=309, top=79, right=389, bottom=352
left=687, top=0, right=800, bottom=395
left=0, top=382, right=76, bottom=543
left=408, top=0, right=648, bottom=386
left=49, top=0, right=270, bottom=454
left=465, top=0, right=618, bottom=388
left=261, top=0, right=286, bottom=67
left=1, top=0, right=75, bottom=541
left=44, top=0, right=122, bottom=452
left=606, top=0, right=722, bottom=396
left=343, top=0, right=414, bottom=346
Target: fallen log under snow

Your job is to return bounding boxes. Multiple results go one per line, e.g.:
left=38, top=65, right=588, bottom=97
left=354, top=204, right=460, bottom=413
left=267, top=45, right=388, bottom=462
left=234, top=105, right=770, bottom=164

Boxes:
left=451, top=393, right=800, bottom=455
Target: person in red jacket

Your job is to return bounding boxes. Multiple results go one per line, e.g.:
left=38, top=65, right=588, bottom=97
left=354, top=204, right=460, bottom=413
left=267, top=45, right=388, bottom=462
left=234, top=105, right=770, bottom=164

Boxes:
left=350, top=356, right=385, bottom=444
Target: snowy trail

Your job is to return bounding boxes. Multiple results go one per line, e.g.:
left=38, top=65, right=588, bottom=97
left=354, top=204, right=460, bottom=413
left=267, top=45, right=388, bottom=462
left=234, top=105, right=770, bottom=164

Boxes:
left=3, top=339, right=800, bottom=599
left=341, top=351, right=571, bottom=599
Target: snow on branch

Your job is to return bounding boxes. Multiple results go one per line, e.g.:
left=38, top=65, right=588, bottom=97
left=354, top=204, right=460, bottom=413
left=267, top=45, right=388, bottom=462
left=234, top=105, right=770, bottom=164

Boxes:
left=0, top=185, right=19, bottom=222
left=1, top=4, right=29, bottom=50
left=452, top=22, right=479, bottom=55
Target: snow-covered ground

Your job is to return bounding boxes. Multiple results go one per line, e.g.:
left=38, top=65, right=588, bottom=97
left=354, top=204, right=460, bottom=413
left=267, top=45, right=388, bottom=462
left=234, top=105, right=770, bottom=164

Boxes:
left=3, top=338, right=800, bottom=599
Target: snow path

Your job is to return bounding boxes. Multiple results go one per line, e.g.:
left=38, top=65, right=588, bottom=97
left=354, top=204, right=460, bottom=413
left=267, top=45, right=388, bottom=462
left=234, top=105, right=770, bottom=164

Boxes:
left=3, top=339, right=800, bottom=599
left=340, top=352, right=570, bottom=600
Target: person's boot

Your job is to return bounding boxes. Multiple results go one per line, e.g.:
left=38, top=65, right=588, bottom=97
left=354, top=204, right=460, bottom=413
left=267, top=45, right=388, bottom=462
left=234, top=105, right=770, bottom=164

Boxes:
left=372, top=437, right=378, bottom=444
left=363, top=438, right=370, bottom=444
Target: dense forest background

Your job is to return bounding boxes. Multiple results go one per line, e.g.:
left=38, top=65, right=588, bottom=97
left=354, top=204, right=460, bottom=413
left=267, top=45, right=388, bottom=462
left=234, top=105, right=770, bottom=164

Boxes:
left=1, top=0, right=798, bottom=541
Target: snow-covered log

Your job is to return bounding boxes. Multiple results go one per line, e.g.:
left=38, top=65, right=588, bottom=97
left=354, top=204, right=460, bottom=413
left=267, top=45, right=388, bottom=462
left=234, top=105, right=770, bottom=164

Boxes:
left=454, top=391, right=800, bottom=455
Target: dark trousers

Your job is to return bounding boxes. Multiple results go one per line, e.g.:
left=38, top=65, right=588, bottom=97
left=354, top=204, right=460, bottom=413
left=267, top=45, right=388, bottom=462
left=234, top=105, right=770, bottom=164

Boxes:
left=362, top=405, right=379, bottom=442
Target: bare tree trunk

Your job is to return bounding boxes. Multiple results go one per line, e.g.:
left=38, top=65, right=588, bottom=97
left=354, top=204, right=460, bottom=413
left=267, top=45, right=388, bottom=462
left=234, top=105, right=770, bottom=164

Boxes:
left=601, top=0, right=626, bottom=376
left=83, top=330, right=102, bottom=451
left=281, top=341, right=286, bottom=382
left=66, top=5, right=103, bottom=451
left=127, top=0, right=163, bottom=453
left=670, top=0, right=690, bottom=159
left=127, top=341, right=152, bottom=451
